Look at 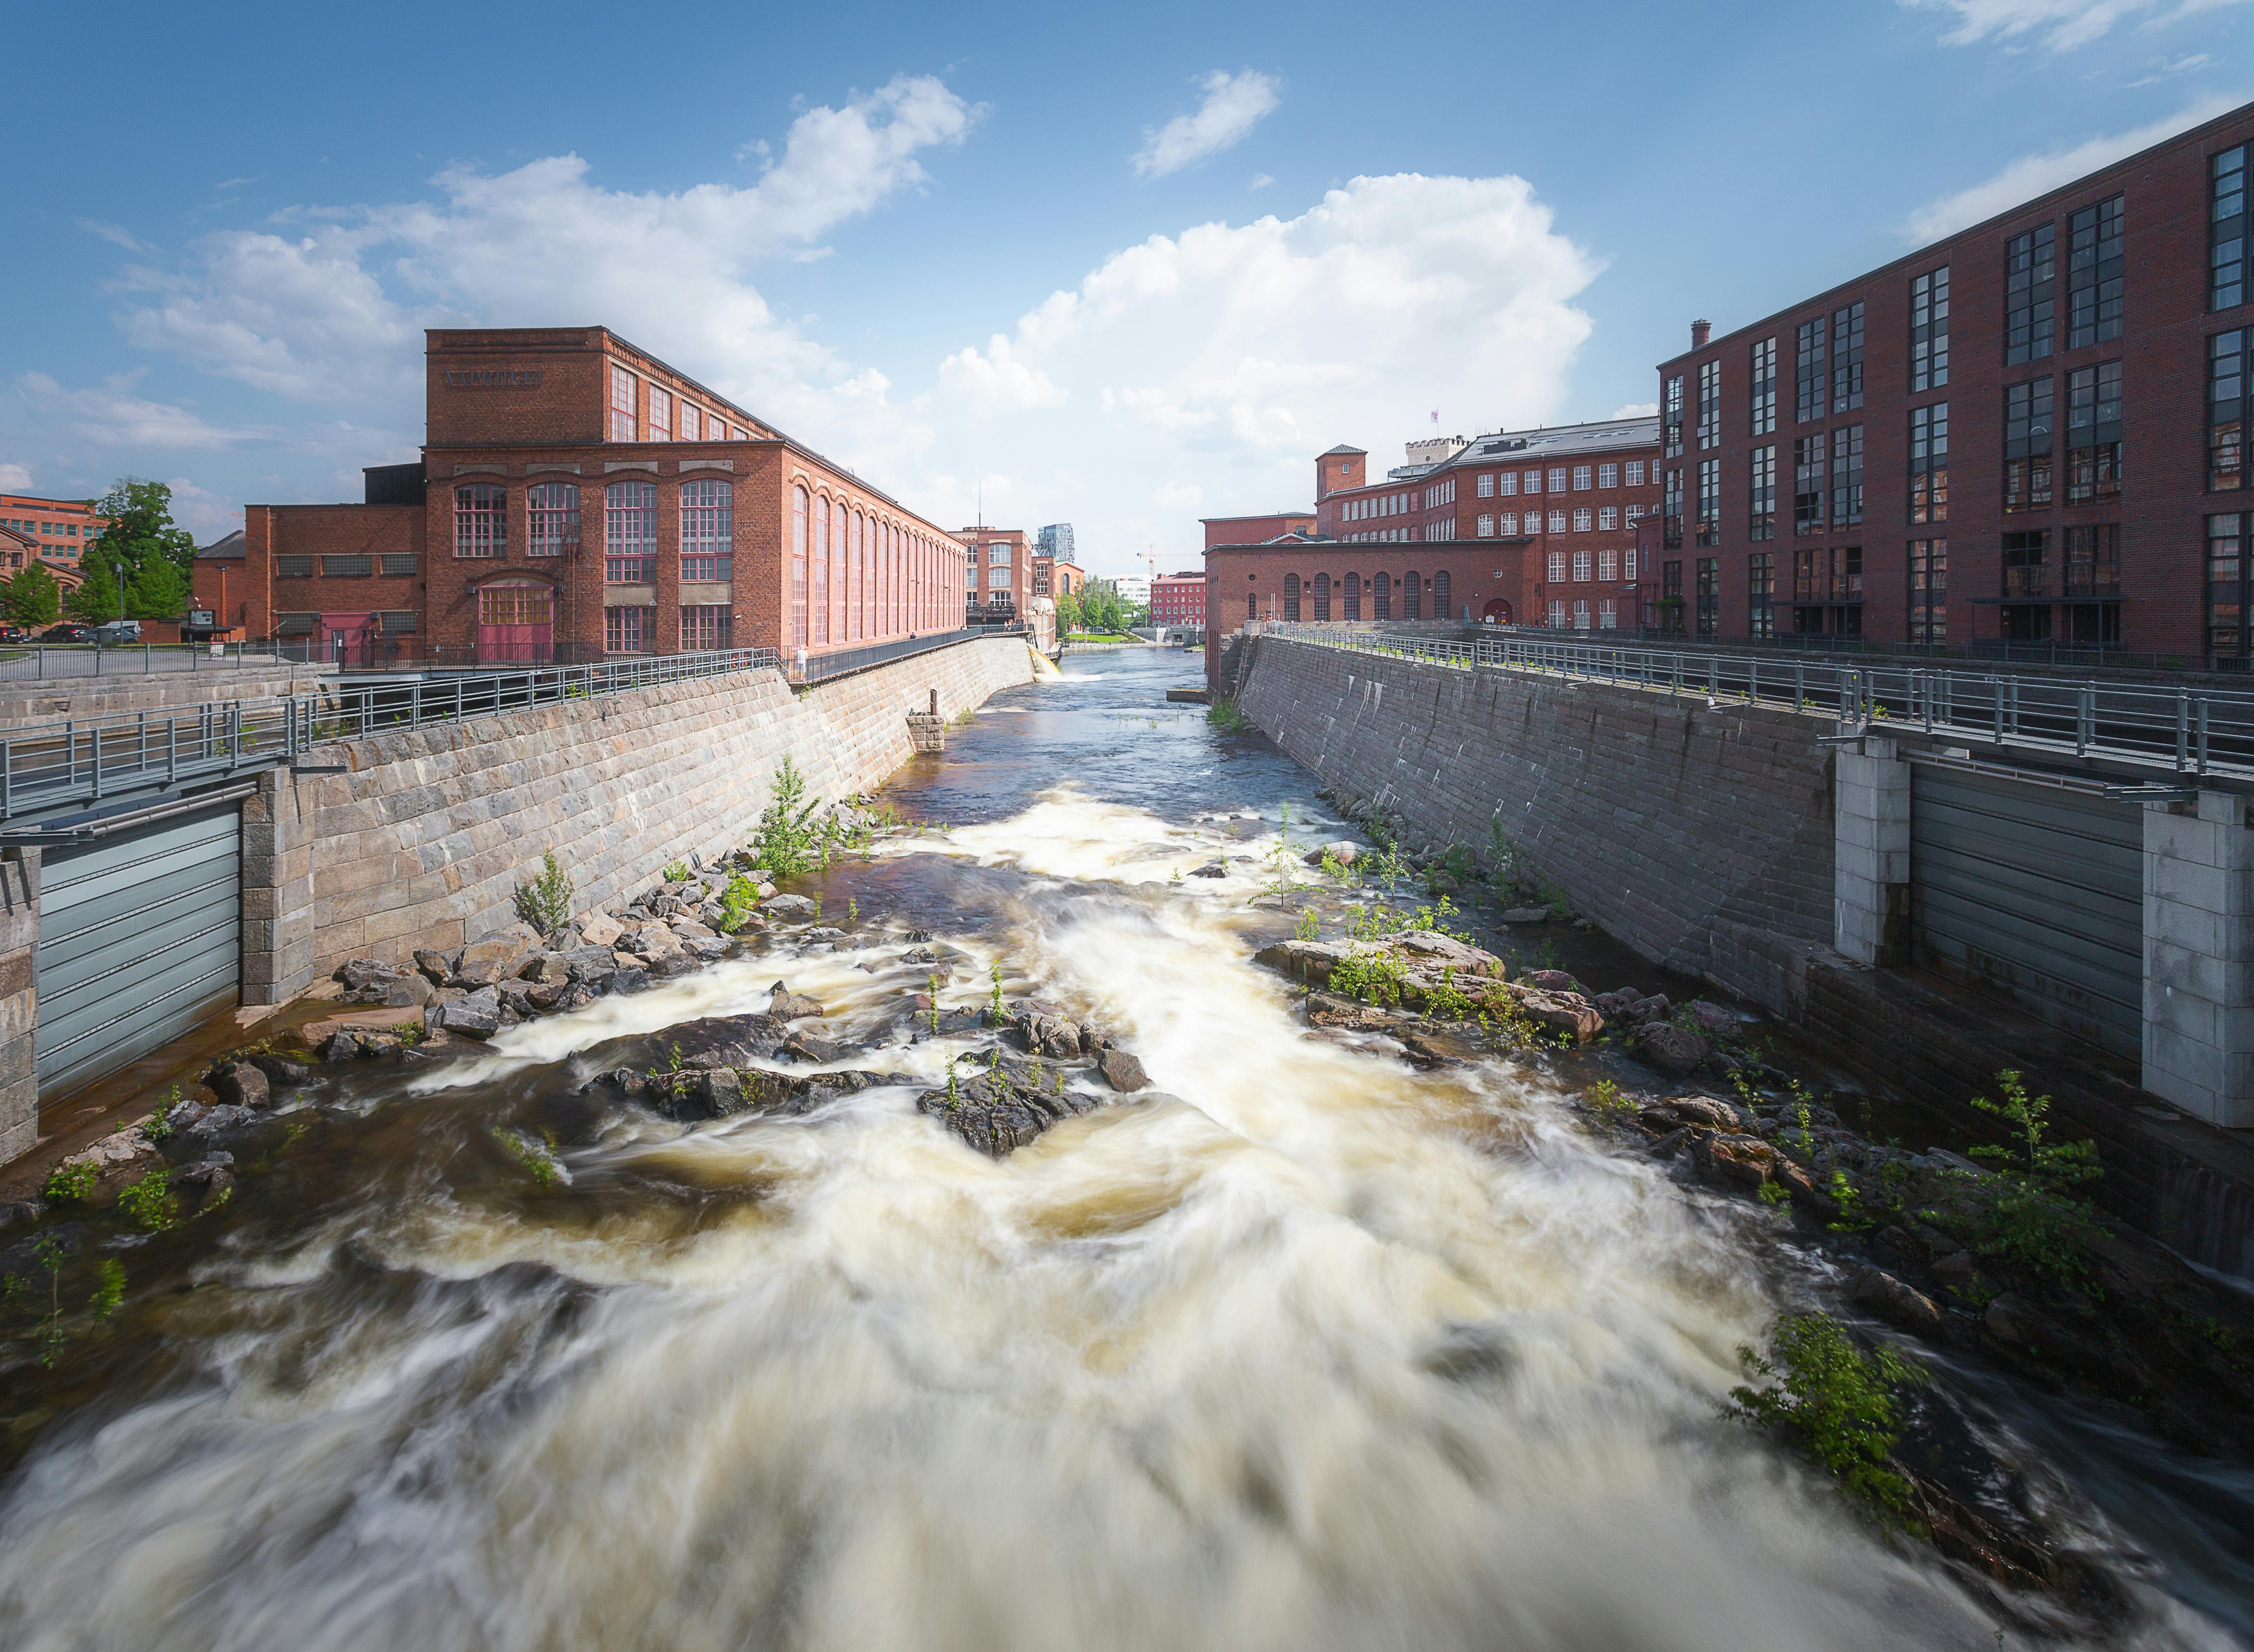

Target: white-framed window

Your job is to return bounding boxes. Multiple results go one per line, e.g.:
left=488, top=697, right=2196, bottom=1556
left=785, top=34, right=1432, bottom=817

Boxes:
left=989, top=566, right=1010, bottom=588
left=1598, top=548, right=1619, bottom=581
left=527, top=481, right=579, bottom=557
left=1573, top=508, right=1593, bottom=532
left=1548, top=467, right=1567, bottom=491
left=1477, top=473, right=1494, bottom=498
left=1548, top=510, right=1566, bottom=534
left=1598, top=598, right=1618, bottom=629
left=610, top=365, right=636, bottom=442
left=1547, top=551, right=1567, bottom=582
left=604, top=480, right=658, bottom=582
left=1598, top=506, right=1619, bottom=531
left=1524, top=469, right=1543, bottom=493
left=1572, top=465, right=1593, bottom=490
left=1573, top=597, right=1591, bottom=629
left=1599, top=463, right=1619, bottom=488
left=680, top=478, right=732, bottom=581
left=1573, top=550, right=1592, bottom=581
left=1546, top=599, right=1567, bottom=627
left=1477, top=514, right=1494, bottom=537
left=1497, top=472, right=1518, bottom=496
left=648, top=386, right=672, bottom=439
left=679, top=405, right=701, bottom=442
left=1493, top=512, right=1513, bottom=534
left=453, top=484, right=504, bottom=558
left=604, top=606, right=648, bottom=653
left=1624, top=547, right=1639, bottom=580
left=1626, top=460, right=1646, bottom=486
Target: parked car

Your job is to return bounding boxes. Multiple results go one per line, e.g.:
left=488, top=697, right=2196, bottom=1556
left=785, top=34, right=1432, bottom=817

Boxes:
left=37, top=624, right=95, bottom=645
left=94, top=620, right=141, bottom=645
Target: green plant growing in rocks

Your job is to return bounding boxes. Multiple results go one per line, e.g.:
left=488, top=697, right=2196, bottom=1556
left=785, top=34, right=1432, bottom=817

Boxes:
left=514, top=851, right=575, bottom=936
left=988, top=959, right=1005, bottom=1021
left=718, top=874, right=759, bottom=934
left=1205, top=699, right=1254, bottom=733
left=1330, top=945, right=1408, bottom=1008
left=115, top=1163, right=176, bottom=1233
left=42, top=1160, right=97, bottom=1204
left=662, top=860, right=694, bottom=884
left=87, top=1259, right=125, bottom=1321
left=1585, top=1078, right=1636, bottom=1120
left=1962, top=1069, right=2103, bottom=1284
left=847, top=899, right=859, bottom=925
left=1319, top=846, right=1355, bottom=883
left=32, top=1234, right=68, bottom=1368
left=490, top=1126, right=562, bottom=1188
left=1423, top=964, right=1474, bottom=1021
left=1756, top=1178, right=1791, bottom=1206
left=752, top=756, right=824, bottom=880
left=143, top=1084, right=183, bottom=1143
left=1265, top=804, right=1299, bottom=892
left=945, top=1063, right=960, bottom=1110
left=1728, top=1312, right=1927, bottom=1531
left=1293, top=906, right=1321, bottom=943
left=1827, top=1170, right=1869, bottom=1233
left=928, top=974, right=942, bottom=1034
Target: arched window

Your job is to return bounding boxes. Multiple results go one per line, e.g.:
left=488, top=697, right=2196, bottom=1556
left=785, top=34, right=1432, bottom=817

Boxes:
left=680, top=479, right=731, bottom=581
left=454, top=484, right=505, bottom=559
left=1313, top=572, right=1331, bottom=621
left=1432, top=569, right=1452, bottom=619
left=1371, top=570, right=1391, bottom=619
left=525, top=482, right=577, bottom=557
left=603, top=481, right=656, bottom=583
left=1245, top=593, right=1257, bottom=620
left=1283, top=571, right=1301, bottom=621
left=812, top=494, right=831, bottom=644
left=1402, top=570, right=1422, bottom=620
left=1342, top=571, right=1361, bottom=620
left=831, top=500, right=848, bottom=643
left=791, top=487, right=809, bottom=649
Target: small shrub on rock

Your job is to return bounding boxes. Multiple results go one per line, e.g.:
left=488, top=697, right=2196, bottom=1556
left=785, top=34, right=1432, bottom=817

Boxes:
left=1729, top=1312, right=1926, bottom=1530
left=514, top=851, right=575, bottom=936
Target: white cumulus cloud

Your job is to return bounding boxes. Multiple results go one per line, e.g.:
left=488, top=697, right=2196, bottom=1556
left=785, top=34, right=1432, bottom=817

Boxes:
left=1611, top=401, right=1659, bottom=418
left=1133, top=71, right=1281, bottom=180
left=929, top=172, right=1602, bottom=565
left=0, top=463, right=30, bottom=491
left=1907, top=94, right=2239, bottom=240
left=10, top=373, right=282, bottom=451
left=1903, top=0, right=2250, bottom=52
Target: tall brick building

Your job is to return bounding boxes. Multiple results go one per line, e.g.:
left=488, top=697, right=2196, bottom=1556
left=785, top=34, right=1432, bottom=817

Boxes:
left=203, top=328, right=966, bottom=665
left=1654, top=98, right=2254, bottom=660
left=1150, top=570, right=1206, bottom=629
left=0, top=493, right=109, bottom=576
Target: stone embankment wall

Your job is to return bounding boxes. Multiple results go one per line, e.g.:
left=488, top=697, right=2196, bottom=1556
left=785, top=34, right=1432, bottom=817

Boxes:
left=1234, top=634, right=1837, bottom=1014
left=0, top=666, right=334, bottom=731
left=245, top=636, right=1035, bottom=1000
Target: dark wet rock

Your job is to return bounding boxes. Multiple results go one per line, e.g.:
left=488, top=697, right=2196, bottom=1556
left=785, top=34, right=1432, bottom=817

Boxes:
left=649, top=953, right=702, bottom=979
left=559, top=985, right=600, bottom=1012
left=901, top=947, right=938, bottom=965
left=455, top=925, right=540, bottom=986
left=1630, top=1020, right=1708, bottom=1076
left=1393, top=932, right=1505, bottom=977
left=181, top=1104, right=260, bottom=1138
left=652, top=1013, right=790, bottom=1070
left=1008, top=1007, right=1083, bottom=1060
left=432, top=987, right=502, bottom=1040
left=174, top=1156, right=236, bottom=1204
left=1516, top=968, right=1578, bottom=991
left=768, top=985, right=825, bottom=1021
left=610, top=966, right=651, bottom=995
left=0, top=1200, right=39, bottom=1233
left=241, top=1052, right=314, bottom=1087
left=1843, top=1263, right=1943, bottom=1332
left=1986, top=1293, right=2042, bottom=1346
left=1691, top=1131, right=1776, bottom=1191
left=413, top=947, right=460, bottom=984
left=317, top=1032, right=362, bottom=1063
left=763, top=894, right=817, bottom=918
left=1400, top=1027, right=1478, bottom=1067
left=0, top=1223, right=84, bottom=1275
left=1253, top=938, right=1347, bottom=986
left=1099, top=1049, right=1150, bottom=1093
left=561, top=947, right=617, bottom=986
left=1659, top=1095, right=1742, bottom=1132
left=783, top=1025, right=850, bottom=1064
left=1189, top=859, right=1227, bottom=878
left=917, top=1071, right=1102, bottom=1158
left=1683, top=999, right=1742, bottom=1040
left=1305, top=991, right=1395, bottom=1032
left=1505, top=984, right=1602, bottom=1043
left=206, top=1061, right=270, bottom=1111
left=336, top=958, right=406, bottom=991
left=612, top=1063, right=911, bottom=1123
left=1623, top=993, right=1671, bottom=1025
left=382, top=973, right=434, bottom=1007
left=519, top=953, right=574, bottom=984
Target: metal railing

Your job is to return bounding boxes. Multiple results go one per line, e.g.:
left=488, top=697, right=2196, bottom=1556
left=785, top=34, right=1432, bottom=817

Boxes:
left=1265, top=624, right=2254, bottom=782
left=787, top=626, right=1023, bottom=685
left=0, top=641, right=307, bottom=680
left=0, top=646, right=781, bottom=824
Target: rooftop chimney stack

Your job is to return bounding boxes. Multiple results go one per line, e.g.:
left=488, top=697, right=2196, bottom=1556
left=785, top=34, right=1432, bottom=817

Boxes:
left=1691, top=318, right=1712, bottom=349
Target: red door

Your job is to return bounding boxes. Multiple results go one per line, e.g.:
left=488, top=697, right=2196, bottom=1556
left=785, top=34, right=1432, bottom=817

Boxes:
left=320, top=611, right=370, bottom=665
left=478, top=583, right=553, bottom=665
left=1482, top=599, right=1512, bottom=624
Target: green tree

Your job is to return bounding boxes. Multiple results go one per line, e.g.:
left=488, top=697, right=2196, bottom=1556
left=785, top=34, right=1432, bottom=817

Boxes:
left=126, top=555, right=188, bottom=620
left=90, top=479, right=197, bottom=579
left=3, top=563, right=61, bottom=628
left=69, top=561, right=123, bottom=625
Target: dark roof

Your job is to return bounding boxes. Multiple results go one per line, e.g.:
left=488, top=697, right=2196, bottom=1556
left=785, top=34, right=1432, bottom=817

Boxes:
left=196, top=530, right=246, bottom=560
left=1319, top=444, right=1367, bottom=457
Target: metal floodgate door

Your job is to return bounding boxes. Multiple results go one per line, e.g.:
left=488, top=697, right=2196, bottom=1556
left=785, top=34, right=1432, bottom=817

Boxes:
left=1909, top=764, right=2142, bottom=1056
left=35, top=803, right=241, bottom=1098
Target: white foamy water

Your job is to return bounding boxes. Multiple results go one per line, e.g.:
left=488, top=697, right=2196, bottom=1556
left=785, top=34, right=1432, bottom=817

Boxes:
left=0, top=789, right=2233, bottom=1651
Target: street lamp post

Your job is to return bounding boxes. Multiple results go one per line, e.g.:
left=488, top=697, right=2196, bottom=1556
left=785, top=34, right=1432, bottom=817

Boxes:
left=112, top=563, right=125, bottom=625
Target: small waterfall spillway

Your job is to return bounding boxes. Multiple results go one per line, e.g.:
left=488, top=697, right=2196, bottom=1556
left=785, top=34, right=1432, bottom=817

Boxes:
left=0, top=650, right=2250, bottom=1652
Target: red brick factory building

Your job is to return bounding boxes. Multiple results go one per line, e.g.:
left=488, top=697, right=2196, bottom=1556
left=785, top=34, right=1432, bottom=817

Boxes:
left=1201, top=416, right=1660, bottom=691
left=1150, top=570, right=1206, bottom=630
left=202, top=327, right=967, bottom=665
left=1653, top=98, right=2254, bottom=660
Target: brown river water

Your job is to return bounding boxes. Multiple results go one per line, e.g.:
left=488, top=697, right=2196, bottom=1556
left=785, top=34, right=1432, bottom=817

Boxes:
left=0, top=648, right=2249, bottom=1650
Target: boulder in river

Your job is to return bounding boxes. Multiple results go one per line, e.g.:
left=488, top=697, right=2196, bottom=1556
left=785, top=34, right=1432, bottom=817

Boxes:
left=1503, top=984, right=1602, bottom=1043
left=918, top=1070, right=1102, bottom=1158
left=1099, top=1049, right=1150, bottom=1092
left=769, top=983, right=825, bottom=1021
left=1631, top=1020, right=1708, bottom=1076
left=205, top=1060, right=271, bottom=1110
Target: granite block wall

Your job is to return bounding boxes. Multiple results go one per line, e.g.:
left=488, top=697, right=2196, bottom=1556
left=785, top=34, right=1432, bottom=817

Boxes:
left=248, top=635, right=1035, bottom=996
left=1234, top=634, right=1837, bottom=1011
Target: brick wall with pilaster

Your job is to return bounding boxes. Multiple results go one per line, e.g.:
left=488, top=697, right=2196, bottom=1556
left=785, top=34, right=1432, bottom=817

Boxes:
left=241, top=769, right=317, bottom=1005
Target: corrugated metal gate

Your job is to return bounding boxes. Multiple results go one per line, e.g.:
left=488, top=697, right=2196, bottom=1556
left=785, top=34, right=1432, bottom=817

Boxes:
left=1909, top=764, right=2142, bottom=1055
left=35, top=803, right=241, bottom=1097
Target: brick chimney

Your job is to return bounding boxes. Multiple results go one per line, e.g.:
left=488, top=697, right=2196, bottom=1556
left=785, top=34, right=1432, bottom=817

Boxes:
left=1691, top=318, right=1711, bottom=349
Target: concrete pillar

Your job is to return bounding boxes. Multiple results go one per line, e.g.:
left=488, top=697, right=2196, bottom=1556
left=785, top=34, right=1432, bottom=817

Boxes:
left=2144, top=791, right=2254, bottom=1128
left=1834, top=736, right=1911, bottom=967
left=0, top=848, right=38, bottom=1164
left=241, top=770, right=317, bottom=1005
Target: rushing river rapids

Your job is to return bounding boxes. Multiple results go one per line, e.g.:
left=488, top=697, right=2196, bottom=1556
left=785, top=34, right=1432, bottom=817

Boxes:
left=2, top=649, right=2252, bottom=1651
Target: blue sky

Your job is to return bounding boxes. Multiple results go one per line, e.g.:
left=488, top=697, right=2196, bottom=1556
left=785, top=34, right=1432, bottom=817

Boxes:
left=2, top=0, right=2245, bottom=573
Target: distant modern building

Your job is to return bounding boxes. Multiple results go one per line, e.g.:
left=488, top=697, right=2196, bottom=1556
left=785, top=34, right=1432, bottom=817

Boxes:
left=0, top=492, right=109, bottom=573
left=1653, top=96, right=2254, bottom=660
left=1035, top=522, right=1075, bottom=564
left=1113, top=573, right=1150, bottom=607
